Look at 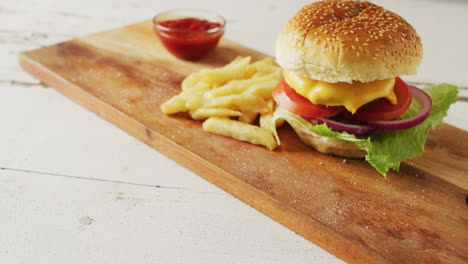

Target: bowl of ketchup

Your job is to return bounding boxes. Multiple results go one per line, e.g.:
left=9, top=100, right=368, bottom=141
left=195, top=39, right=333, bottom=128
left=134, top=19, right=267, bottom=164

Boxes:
left=153, top=9, right=225, bottom=60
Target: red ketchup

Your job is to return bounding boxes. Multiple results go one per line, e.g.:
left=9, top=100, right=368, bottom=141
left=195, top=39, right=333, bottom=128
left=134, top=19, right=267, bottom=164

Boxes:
left=155, top=17, right=224, bottom=60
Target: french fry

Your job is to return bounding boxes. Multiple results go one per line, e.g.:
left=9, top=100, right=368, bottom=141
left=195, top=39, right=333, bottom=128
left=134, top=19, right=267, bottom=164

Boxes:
left=245, top=80, right=278, bottom=99
left=204, top=79, right=251, bottom=98
left=238, top=111, right=258, bottom=124
left=260, top=100, right=284, bottom=130
left=162, top=82, right=211, bottom=114
left=161, top=95, right=187, bottom=114
left=205, top=94, right=270, bottom=114
left=180, top=82, right=211, bottom=98
left=198, top=56, right=256, bottom=85
left=202, top=117, right=277, bottom=150
left=205, top=71, right=281, bottom=98
left=265, top=99, right=275, bottom=112
left=259, top=113, right=272, bottom=130
left=252, top=57, right=277, bottom=73
left=181, top=73, right=199, bottom=90
left=190, top=108, right=242, bottom=120
left=185, top=96, right=207, bottom=111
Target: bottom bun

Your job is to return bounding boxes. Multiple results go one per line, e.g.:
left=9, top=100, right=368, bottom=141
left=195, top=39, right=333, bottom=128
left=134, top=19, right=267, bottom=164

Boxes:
left=289, top=121, right=366, bottom=158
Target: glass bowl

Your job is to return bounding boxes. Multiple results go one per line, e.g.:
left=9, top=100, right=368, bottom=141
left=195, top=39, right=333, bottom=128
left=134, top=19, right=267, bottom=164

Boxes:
left=153, top=9, right=226, bottom=60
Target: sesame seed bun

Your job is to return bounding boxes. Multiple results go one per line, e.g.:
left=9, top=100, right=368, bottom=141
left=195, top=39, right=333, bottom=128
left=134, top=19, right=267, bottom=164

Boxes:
left=276, top=0, right=423, bottom=83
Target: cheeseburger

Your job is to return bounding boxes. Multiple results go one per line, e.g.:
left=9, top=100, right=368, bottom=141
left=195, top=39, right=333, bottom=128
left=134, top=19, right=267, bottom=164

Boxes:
left=271, top=0, right=458, bottom=176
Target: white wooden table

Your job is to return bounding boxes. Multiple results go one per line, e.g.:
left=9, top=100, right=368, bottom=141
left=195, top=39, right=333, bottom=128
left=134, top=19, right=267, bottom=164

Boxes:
left=1, top=0, right=467, bottom=263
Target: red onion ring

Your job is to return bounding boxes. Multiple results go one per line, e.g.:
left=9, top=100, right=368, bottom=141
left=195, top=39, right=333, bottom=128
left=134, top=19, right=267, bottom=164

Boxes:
left=305, top=117, right=376, bottom=137
left=364, top=85, right=432, bottom=130
left=301, top=85, right=432, bottom=136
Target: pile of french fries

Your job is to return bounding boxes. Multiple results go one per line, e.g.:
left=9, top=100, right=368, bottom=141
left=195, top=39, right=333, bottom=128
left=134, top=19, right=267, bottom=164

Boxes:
left=161, top=56, right=282, bottom=150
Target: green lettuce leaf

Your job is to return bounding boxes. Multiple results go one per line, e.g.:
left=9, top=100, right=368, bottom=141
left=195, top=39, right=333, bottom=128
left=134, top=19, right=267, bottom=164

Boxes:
left=272, top=84, right=459, bottom=177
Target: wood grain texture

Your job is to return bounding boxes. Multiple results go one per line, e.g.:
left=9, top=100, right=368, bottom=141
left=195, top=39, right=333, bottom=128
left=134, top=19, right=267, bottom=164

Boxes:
left=19, top=20, right=468, bottom=264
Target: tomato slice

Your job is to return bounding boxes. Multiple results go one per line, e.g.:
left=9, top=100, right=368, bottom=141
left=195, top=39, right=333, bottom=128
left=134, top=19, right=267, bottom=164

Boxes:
left=273, top=78, right=344, bottom=118
left=344, top=77, right=412, bottom=121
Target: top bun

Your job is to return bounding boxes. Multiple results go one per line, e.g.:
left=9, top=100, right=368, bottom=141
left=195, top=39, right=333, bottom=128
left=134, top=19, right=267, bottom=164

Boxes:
left=276, top=0, right=423, bottom=83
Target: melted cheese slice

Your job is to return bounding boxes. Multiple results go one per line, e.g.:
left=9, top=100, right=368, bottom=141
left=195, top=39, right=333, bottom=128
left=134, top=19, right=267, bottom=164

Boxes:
left=283, top=71, right=397, bottom=113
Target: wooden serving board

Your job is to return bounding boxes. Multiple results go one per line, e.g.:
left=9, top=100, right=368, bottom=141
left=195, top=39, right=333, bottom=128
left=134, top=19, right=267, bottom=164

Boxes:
left=19, top=20, right=468, bottom=264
